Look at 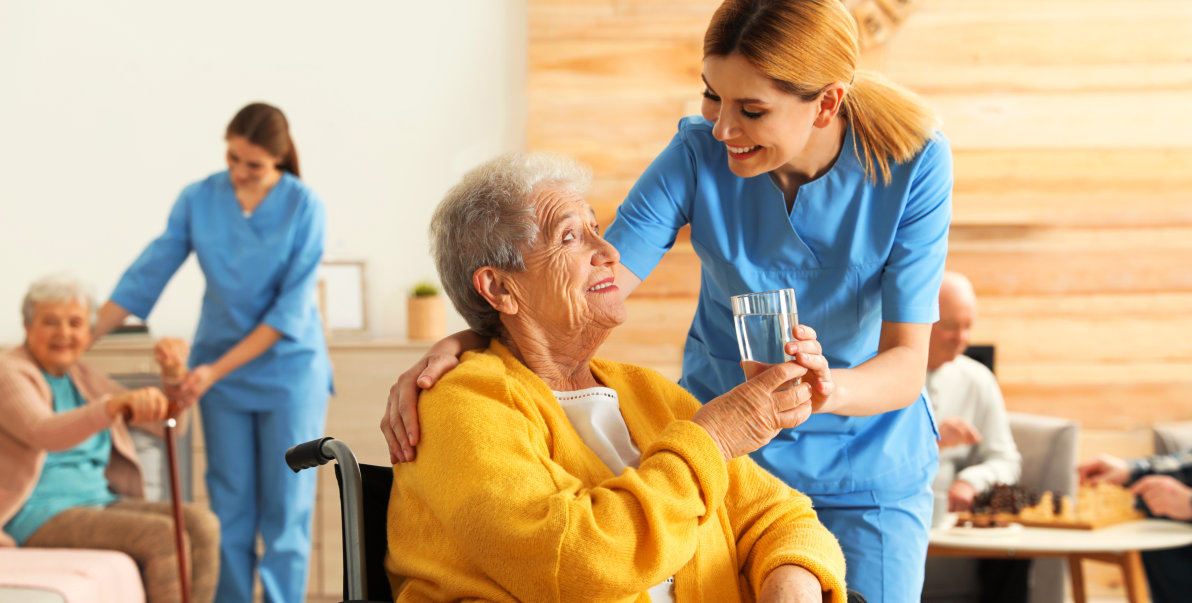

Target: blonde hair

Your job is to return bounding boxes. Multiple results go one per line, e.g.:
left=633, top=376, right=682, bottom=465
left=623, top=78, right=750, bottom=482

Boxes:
left=704, top=0, right=939, bottom=184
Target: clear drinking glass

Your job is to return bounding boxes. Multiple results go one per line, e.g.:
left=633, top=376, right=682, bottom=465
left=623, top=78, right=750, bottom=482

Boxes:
left=731, top=288, right=799, bottom=381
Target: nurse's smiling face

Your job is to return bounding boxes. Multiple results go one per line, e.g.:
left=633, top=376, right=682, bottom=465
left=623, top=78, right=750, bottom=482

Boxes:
left=226, top=136, right=282, bottom=192
left=700, top=53, right=830, bottom=181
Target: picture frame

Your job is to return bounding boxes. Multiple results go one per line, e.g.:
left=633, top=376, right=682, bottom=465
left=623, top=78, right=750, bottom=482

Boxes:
left=317, top=260, right=369, bottom=335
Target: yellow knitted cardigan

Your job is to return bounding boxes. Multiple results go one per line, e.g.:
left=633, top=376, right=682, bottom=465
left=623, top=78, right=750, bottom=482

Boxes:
left=386, top=340, right=846, bottom=602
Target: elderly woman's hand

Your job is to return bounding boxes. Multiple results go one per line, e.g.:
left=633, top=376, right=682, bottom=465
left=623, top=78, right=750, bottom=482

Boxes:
left=154, top=338, right=189, bottom=408
left=784, top=325, right=836, bottom=414
left=105, top=387, right=170, bottom=423
left=153, top=337, right=188, bottom=381
left=692, top=361, right=812, bottom=462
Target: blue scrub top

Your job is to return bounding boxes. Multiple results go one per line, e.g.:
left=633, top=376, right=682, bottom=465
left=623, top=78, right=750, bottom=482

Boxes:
left=111, top=171, right=332, bottom=411
left=604, top=116, right=952, bottom=494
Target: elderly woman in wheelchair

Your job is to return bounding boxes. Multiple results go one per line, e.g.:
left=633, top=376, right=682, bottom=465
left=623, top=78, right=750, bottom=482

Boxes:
left=385, top=153, right=847, bottom=602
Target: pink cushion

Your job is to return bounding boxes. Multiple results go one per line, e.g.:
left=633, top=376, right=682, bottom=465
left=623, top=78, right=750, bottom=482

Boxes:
left=0, top=548, right=144, bottom=603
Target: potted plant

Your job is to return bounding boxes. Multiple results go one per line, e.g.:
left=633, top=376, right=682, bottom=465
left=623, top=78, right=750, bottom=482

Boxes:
left=407, top=280, right=445, bottom=341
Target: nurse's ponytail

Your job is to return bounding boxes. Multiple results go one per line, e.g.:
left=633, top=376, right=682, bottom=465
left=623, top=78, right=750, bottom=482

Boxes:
left=226, top=102, right=302, bottom=178
left=704, top=0, right=938, bottom=185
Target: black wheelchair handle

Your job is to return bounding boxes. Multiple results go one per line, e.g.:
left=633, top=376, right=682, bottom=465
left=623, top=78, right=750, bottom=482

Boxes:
left=286, top=436, right=337, bottom=472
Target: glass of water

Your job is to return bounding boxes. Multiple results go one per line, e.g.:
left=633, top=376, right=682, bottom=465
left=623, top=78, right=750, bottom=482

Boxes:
left=731, top=288, right=799, bottom=380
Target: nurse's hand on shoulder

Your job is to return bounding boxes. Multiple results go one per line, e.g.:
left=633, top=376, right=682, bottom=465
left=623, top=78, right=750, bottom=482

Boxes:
left=106, top=387, right=170, bottom=423
left=381, top=329, right=486, bottom=464
left=179, top=365, right=217, bottom=400
left=382, top=348, right=459, bottom=463
left=692, top=361, right=812, bottom=462
left=784, top=325, right=836, bottom=414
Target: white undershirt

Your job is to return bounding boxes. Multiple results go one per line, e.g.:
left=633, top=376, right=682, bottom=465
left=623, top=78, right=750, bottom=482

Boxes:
left=553, top=387, right=675, bottom=603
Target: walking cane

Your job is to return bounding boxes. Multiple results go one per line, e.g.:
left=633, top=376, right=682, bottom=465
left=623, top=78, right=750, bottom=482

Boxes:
left=164, top=410, right=191, bottom=603
left=156, top=339, right=192, bottom=603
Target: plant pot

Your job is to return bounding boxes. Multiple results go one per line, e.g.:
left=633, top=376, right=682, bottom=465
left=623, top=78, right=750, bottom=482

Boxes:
left=407, top=295, right=445, bottom=341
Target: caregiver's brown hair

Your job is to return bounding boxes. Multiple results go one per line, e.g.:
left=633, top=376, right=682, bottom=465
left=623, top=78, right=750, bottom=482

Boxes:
left=226, top=102, right=300, bottom=177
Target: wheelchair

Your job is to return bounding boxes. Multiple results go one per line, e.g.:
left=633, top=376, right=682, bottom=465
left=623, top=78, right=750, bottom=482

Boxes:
left=287, top=437, right=393, bottom=603
left=286, top=437, right=867, bottom=603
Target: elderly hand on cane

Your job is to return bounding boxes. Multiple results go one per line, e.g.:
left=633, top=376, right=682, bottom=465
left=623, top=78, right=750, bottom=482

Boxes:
left=155, top=338, right=198, bottom=413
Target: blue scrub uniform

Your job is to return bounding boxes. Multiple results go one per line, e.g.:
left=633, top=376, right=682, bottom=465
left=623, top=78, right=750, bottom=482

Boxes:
left=111, top=171, right=333, bottom=603
left=604, top=116, right=952, bottom=603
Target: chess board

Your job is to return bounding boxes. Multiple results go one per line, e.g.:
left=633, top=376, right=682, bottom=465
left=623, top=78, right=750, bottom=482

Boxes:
left=958, top=483, right=1144, bottom=530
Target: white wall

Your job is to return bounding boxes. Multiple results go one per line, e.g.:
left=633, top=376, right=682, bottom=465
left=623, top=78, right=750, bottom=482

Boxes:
left=0, top=1, right=526, bottom=343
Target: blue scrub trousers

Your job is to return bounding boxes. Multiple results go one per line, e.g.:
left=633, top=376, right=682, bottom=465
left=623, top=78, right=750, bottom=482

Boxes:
left=200, top=400, right=327, bottom=603
left=815, top=480, right=935, bottom=603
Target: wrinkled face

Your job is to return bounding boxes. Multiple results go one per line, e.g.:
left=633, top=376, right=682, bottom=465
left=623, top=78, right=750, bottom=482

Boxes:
left=504, top=186, right=626, bottom=335
left=700, top=53, right=823, bottom=180
left=25, top=300, right=92, bottom=377
left=225, top=136, right=282, bottom=191
left=930, top=296, right=976, bottom=366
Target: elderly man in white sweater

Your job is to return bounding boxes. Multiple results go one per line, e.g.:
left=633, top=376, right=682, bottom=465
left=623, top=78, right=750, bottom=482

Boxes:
left=927, top=272, right=1022, bottom=513
left=922, top=271, right=1028, bottom=603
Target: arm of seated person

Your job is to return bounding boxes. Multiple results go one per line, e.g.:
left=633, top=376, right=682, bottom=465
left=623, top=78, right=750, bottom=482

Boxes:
left=722, top=454, right=847, bottom=603
left=0, top=360, right=122, bottom=451
left=759, top=564, right=831, bottom=603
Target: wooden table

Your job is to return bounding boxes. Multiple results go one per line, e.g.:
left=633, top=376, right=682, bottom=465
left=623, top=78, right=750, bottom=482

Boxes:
left=928, top=519, right=1192, bottom=603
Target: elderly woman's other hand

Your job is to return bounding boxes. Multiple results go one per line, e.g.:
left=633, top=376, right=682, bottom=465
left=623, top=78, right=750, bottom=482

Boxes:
left=153, top=337, right=188, bottom=382
left=105, top=387, right=170, bottom=423
left=693, top=361, right=812, bottom=462
left=1078, top=454, right=1131, bottom=486
left=758, top=564, right=827, bottom=603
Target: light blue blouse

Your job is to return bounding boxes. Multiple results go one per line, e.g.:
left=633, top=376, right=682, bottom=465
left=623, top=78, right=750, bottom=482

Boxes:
left=605, top=116, right=952, bottom=494
left=4, top=373, right=117, bottom=544
left=111, top=171, right=332, bottom=411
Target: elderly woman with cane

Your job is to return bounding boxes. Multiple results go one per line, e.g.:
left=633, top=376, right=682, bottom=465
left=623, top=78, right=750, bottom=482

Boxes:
left=385, top=153, right=847, bottom=602
left=0, top=274, right=219, bottom=603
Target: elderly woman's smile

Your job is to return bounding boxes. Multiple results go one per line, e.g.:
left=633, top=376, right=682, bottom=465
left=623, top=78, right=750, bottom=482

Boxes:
left=25, top=300, right=92, bottom=377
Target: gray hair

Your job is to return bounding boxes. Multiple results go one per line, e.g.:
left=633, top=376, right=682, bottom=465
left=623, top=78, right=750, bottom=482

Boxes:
left=22, top=273, right=97, bottom=326
left=431, top=152, right=592, bottom=337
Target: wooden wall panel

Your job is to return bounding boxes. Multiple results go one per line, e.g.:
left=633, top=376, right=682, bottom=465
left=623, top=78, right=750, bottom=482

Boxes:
left=529, top=0, right=1192, bottom=598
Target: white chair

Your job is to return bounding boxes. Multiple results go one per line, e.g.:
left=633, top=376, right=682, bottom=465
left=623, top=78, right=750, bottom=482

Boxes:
left=1152, top=421, right=1192, bottom=456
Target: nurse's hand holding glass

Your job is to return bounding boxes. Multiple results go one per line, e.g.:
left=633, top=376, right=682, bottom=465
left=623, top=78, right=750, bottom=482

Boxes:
left=731, top=288, right=835, bottom=411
